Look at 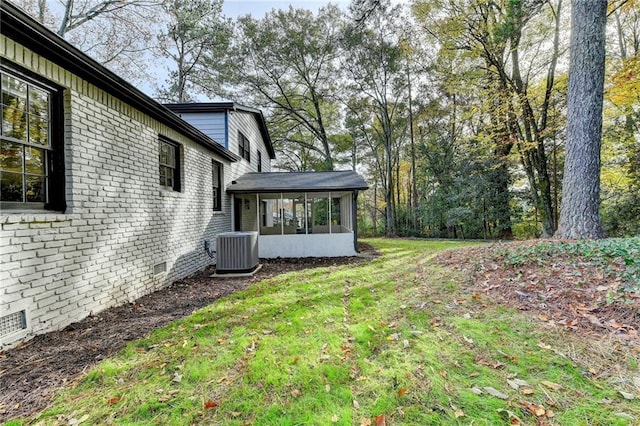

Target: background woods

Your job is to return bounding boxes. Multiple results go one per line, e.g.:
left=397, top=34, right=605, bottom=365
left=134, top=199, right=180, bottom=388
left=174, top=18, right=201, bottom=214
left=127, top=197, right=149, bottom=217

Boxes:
left=13, top=0, right=640, bottom=239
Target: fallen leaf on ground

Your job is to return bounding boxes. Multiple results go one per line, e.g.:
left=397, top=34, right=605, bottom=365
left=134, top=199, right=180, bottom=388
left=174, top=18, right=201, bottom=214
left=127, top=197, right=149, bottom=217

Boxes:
left=204, top=400, right=217, bottom=410
left=360, top=417, right=371, bottom=426
left=68, top=414, right=90, bottom=426
left=158, top=394, right=172, bottom=402
left=397, top=387, right=408, bottom=397
left=454, top=408, right=465, bottom=418
left=496, top=408, right=521, bottom=424
left=107, top=397, right=121, bottom=405
left=522, top=401, right=546, bottom=417
left=476, top=358, right=505, bottom=369
left=291, top=389, right=302, bottom=398
left=483, top=387, right=508, bottom=399
left=619, top=391, right=635, bottom=400
left=375, top=414, right=387, bottom=426
left=470, top=387, right=483, bottom=395
left=507, top=379, right=529, bottom=390
left=541, top=381, right=562, bottom=391
left=537, top=342, right=551, bottom=350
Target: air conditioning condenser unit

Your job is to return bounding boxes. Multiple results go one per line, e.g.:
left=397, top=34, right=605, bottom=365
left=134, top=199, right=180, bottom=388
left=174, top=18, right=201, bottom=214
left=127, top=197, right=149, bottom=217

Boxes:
left=216, top=231, right=259, bottom=274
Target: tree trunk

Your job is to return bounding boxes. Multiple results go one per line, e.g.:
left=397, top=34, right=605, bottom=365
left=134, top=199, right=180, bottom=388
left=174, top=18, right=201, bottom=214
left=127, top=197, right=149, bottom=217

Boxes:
left=408, top=66, right=417, bottom=234
left=555, top=0, right=607, bottom=239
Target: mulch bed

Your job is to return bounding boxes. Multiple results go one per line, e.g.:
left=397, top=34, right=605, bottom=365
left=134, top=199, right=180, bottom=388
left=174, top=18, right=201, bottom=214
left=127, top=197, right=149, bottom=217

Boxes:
left=0, top=250, right=376, bottom=423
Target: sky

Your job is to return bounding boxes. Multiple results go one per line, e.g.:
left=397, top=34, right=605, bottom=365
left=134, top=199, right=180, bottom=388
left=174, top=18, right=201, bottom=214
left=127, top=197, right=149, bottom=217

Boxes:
left=222, top=0, right=351, bottom=18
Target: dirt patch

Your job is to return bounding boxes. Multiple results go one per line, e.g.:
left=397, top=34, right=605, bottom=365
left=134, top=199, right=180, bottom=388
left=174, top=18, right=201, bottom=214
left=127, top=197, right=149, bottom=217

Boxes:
left=0, top=246, right=378, bottom=422
left=434, top=241, right=640, bottom=344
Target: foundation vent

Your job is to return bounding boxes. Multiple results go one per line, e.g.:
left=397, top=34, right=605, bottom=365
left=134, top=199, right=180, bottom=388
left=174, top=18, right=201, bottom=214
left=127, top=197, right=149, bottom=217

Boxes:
left=153, top=262, right=167, bottom=275
left=0, top=310, right=26, bottom=338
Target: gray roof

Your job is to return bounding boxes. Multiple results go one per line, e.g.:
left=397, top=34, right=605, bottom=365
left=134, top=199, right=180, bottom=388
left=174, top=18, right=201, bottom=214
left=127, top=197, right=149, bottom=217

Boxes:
left=227, top=171, right=369, bottom=194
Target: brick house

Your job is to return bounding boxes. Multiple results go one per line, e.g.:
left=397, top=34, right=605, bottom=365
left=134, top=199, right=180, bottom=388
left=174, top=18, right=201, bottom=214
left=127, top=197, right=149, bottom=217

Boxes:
left=0, top=2, right=366, bottom=349
left=0, top=3, right=268, bottom=349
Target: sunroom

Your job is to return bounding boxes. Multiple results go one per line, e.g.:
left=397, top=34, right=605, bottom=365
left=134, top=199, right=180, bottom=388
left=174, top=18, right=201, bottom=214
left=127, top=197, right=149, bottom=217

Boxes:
left=226, top=171, right=369, bottom=258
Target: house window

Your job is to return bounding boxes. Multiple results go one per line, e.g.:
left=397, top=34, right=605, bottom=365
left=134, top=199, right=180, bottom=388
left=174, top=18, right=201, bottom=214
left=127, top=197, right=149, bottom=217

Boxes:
left=1, top=66, right=64, bottom=210
left=257, top=150, right=262, bottom=172
left=238, top=131, right=250, bottom=161
left=159, top=138, right=180, bottom=191
left=212, top=160, right=222, bottom=211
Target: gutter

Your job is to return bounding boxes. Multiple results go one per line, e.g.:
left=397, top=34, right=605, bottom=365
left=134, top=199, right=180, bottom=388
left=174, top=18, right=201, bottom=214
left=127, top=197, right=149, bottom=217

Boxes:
left=0, top=2, right=240, bottom=163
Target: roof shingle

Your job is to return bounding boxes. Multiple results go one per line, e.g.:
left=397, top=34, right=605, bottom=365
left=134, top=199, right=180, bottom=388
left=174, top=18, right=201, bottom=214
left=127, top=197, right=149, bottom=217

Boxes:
left=227, top=171, right=369, bottom=194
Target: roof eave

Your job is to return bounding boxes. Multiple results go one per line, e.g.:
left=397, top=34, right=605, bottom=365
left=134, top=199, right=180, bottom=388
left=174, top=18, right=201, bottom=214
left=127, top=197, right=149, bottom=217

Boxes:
left=0, top=2, right=240, bottom=163
left=227, top=186, right=369, bottom=194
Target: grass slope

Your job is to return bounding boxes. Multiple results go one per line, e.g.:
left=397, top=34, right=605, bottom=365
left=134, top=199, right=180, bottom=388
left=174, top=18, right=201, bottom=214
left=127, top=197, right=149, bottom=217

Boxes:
left=10, top=238, right=639, bottom=425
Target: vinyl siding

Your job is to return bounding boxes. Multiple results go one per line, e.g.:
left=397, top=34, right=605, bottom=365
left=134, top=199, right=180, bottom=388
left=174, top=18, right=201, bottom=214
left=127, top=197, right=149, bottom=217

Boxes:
left=176, top=112, right=227, bottom=148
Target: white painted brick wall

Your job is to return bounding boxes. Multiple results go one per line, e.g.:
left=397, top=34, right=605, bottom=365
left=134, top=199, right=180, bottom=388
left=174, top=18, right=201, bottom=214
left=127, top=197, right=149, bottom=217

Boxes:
left=0, top=36, right=238, bottom=349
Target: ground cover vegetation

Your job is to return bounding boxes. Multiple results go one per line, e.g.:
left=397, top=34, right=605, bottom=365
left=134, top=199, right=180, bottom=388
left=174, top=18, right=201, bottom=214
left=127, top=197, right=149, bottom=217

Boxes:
left=4, top=238, right=639, bottom=425
left=12, top=0, right=640, bottom=239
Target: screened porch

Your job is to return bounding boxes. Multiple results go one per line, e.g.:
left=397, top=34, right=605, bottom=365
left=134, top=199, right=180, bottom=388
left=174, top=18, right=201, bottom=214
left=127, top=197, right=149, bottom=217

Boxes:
left=226, top=171, right=368, bottom=258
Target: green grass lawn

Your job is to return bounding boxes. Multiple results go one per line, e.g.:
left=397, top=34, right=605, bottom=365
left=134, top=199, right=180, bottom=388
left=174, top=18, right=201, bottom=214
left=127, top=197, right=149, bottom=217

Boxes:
left=10, top=238, right=639, bottom=425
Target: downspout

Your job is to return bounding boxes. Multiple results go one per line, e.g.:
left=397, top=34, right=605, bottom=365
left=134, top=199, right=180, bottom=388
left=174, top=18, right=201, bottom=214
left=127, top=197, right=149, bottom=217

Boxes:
left=255, top=194, right=259, bottom=232
left=353, top=190, right=359, bottom=253
left=231, top=194, right=235, bottom=231
left=224, top=110, right=228, bottom=149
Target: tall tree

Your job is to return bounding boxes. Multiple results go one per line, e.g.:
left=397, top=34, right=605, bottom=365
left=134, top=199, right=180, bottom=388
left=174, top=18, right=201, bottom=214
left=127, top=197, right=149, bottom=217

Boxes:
left=155, top=0, right=232, bottom=102
left=600, top=1, right=640, bottom=235
left=342, top=1, right=409, bottom=236
left=12, top=0, right=161, bottom=83
left=556, top=0, right=608, bottom=239
left=228, top=6, right=345, bottom=171
left=413, top=0, right=566, bottom=237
